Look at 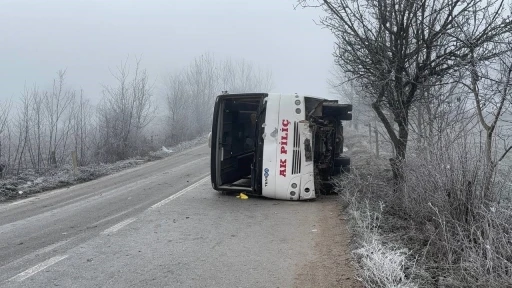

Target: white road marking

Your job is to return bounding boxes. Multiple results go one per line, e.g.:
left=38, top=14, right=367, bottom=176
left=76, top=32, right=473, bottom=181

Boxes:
left=166, top=156, right=208, bottom=171
left=101, top=217, right=137, bottom=235
left=9, top=255, right=68, bottom=282
left=89, top=210, right=132, bottom=229
left=0, top=158, right=211, bottom=234
left=37, top=239, right=72, bottom=255
left=3, top=238, right=73, bottom=273
left=150, top=175, right=210, bottom=210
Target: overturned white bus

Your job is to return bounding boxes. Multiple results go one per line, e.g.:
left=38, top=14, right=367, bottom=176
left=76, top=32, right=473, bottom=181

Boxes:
left=209, top=93, right=352, bottom=200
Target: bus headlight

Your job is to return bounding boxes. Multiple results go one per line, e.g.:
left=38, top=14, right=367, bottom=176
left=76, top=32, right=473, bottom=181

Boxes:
left=291, top=183, right=297, bottom=189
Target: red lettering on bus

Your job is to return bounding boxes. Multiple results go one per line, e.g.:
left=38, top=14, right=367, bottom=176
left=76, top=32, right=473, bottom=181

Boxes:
left=279, top=119, right=290, bottom=177
left=279, top=159, right=287, bottom=177
left=281, top=133, right=288, bottom=149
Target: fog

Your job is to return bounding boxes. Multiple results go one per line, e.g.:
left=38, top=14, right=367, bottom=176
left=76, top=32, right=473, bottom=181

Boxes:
left=0, top=0, right=335, bottom=103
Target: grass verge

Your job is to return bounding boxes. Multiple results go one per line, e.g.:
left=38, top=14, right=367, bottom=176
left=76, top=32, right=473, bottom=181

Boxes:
left=0, top=135, right=208, bottom=202
left=336, top=127, right=512, bottom=287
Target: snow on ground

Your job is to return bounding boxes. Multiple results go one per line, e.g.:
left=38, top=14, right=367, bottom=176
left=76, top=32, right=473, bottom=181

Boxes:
left=0, top=135, right=208, bottom=202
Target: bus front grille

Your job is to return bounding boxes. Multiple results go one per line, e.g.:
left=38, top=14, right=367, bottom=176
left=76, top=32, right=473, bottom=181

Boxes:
left=292, top=122, right=301, bottom=175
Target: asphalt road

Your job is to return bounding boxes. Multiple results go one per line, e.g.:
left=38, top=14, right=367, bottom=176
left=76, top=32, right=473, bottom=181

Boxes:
left=0, top=144, right=360, bottom=288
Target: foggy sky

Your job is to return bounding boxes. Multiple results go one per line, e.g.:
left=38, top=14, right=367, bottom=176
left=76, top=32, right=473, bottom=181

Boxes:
left=0, top=0, right=337, bottom=104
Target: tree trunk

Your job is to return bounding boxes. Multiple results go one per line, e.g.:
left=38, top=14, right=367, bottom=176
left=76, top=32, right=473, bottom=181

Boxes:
left=372, top=100, right=409, bottom=189
left=369, top=123, right=372, bottom=154
left=375, top=125, right=379, bottom=157
left=483, top=132, right=495, bottom=202
left=387, top=112, right=409, bottom=200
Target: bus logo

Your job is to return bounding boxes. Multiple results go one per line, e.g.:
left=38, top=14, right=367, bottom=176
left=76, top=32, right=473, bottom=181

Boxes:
left=264, top=168, right=269, bottom=187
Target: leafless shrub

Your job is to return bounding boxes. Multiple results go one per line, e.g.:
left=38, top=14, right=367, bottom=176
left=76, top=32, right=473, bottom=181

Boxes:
left=0, top=72, right=93, bottom=176
left=353, top=230, right=417, bottom=288
left=0, top=99, right=11, bottom=176
left=163, top=53, right=273, bottom=145
left=405, top=130, right=512, bottom=286
left=2, top=52, right=273, bottom=176
left=96, top=56, right=155, bottom=162
left=404, top=131, right=486, bottom=224
left=425, top=202, right=512, bottom=287
left=219, top=57, right=274, bottom=94
left=51, top=72, right=74, bottom=161
left=164, top=70, right=193, bottom=145
left=338, top=126, right=512, bottom=286
left=335, top=159, right=422, bottom=287
left=299, top=0, right=512, bottom=193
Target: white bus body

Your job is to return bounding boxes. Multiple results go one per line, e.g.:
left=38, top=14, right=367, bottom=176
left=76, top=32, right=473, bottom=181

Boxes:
left=210, top=93, right=351, bottom=200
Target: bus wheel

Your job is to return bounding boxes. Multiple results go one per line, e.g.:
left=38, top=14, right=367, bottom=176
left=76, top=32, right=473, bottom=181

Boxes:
left=331, top=165, right=343, bottom=176
left=332, top=165, right=351, bottom=176
left=334, top=156, right=350, bottom=167
left=321, top=180, right=339, bottom=195
left=322, top=103, right=352, bottom=121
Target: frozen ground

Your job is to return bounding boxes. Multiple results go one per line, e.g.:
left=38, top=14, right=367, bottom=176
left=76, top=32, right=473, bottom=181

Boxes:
left=0, top=135, right=208, bottom=201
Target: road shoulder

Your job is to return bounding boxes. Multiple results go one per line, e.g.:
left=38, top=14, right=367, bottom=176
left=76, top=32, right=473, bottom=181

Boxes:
left=294, top=197, right=362, bottom=288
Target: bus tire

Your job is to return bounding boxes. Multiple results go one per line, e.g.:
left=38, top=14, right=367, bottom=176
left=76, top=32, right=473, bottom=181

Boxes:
left=322, top=103, right=352, bottom=121
left=321, top=181, right=337, bottom=195
left=331, top=165, right=343, bottom=176
left=332, top=165, right=350, bottom=176
left=334, top=156, right=350, bottom=167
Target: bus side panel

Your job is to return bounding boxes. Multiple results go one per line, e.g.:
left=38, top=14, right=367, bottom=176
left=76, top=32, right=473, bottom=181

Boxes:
left=260, top=95, right=281, bottom=199
left=273, top=95, right=305, bottom=200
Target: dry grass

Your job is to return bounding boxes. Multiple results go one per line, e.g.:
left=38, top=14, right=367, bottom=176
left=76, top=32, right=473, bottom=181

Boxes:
left=336, top=127, right=512, bottom=287
left=336, top=166, right=423, bottom=287
left=351, top=202, right=419, bottom=288
left=0, top=135, right=207, bottom=201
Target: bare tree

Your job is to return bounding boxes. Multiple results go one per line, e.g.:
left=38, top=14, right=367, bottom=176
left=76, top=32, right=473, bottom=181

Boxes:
left=299, top=0, right=512, bottom=189
left=163, top=54, right=274, bottom=145
left=98, top=57, right=154, bottom=162
left=164, top=71, right=192, bottom=144
left=465, top=49, right=512, bottom=201
left=0, top=99, right=12, bottom=174
left=131, top=59, right=155, bottom=154
left=407, top=75, right=479, bottom=157
left=13, top=90, right=32, bottom=174
left=70, top=89, right=93, bottom=166
left=219, top=57, right=274, bottom=93
left=328, top=66, right=373, bottom=130
left=44, top=70, right=75, bottom=167
left=184, top=53, right=219, bottom=136
left=27, top=85, right=46, bottom=172
left=0, top=101, right=10, bottom=136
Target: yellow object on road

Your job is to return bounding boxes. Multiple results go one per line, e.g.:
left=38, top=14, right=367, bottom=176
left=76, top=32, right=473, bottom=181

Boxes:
left=236, top=193, right=249, bottom=200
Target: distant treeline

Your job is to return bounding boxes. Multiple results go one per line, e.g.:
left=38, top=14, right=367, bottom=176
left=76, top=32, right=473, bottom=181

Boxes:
left=0, top=53, right=273, bottom=176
